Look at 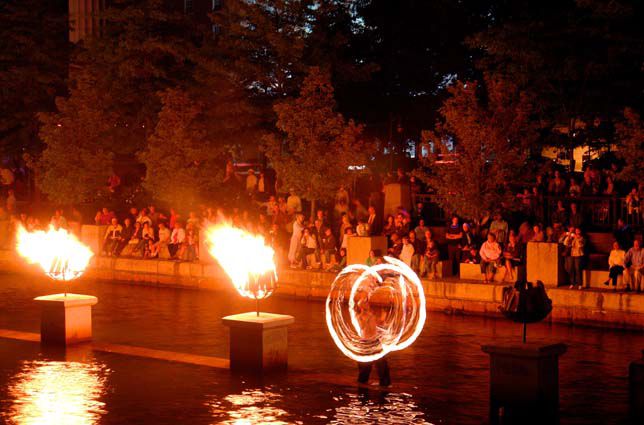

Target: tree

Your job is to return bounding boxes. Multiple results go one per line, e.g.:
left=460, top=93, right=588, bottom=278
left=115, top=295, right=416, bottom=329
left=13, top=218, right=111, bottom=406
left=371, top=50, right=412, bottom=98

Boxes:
left=265, top=67, right=370, bottom=216
left=614, top=108, right=644, bottom=183
left=0, top=0, right=68, bottom=156
left=140, top=88, right=238, bottom=207
left=417, top=75, right=538, bottom=220
left=35, top=77, right=114, bottom=205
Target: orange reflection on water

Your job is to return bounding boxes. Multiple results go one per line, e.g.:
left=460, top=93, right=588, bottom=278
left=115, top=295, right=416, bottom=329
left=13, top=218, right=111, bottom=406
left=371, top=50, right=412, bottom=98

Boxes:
left=209, top=389, right=292, bottom=425
left=3, top=360, right=108, bottom=425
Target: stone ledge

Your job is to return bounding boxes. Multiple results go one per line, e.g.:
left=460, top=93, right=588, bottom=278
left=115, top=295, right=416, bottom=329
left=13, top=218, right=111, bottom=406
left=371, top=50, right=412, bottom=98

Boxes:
left=2, top=250, right=644, bottom=330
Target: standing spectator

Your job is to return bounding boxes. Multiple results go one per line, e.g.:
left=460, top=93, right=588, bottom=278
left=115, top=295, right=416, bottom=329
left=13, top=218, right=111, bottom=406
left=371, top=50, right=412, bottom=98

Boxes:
left=568, top=178, right=582, bottom=197
left=383, top=215, right=395, bottom=237
left=570, top=228, right=586, bottom=289
left=94, top=207, right=113, bottom=225
left=51, top=209, right=68, bottom=230
left=551, top=201, right=568, bottom=227
left=625, top=188, right=641, bottom=222
left=604, top=241, right=626, bottom=290
left=479, top=233, right=502, bottom=283
left=141, top=222, right=155, bottom=258
left=414, top=219, right=428, bottom=241
left=409, top=231, right=424, bottom=274
left=446, top=216, right=463, bottom=276
left=5, top=189, right=16, bottom=214
left=625, top=240, right=644, bottom=292
left=286, top=189, right=302, bottom=214
left=489, top=212, right=509, bottom=245
left=531, top=225, right=544, bottom=242
left=614, top=218, right=633, bottom=249
left=288, top=214, right=305, bottom=267
left=559, top=226, right=575, bottom=287
left=366, top=206, right=382, bottom=236
left=399, top=236, right=415, bottom=267
left=548, top=170, right=567, bottom=195
left=568, top=203, right=584, bottom=229
left=412, top=202, right=428, bottom=227
left=246, top=168, right=258, bottom=194
left=136, top=209, right=152, bottom=227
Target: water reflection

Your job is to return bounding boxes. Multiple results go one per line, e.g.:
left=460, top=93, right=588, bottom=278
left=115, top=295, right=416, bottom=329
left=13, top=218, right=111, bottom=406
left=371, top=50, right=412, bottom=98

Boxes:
left=209, top=388, right=295, bottom=425
left=3, top=360, right=108, bottom=425
left=330, top=391, right=433, bottom=424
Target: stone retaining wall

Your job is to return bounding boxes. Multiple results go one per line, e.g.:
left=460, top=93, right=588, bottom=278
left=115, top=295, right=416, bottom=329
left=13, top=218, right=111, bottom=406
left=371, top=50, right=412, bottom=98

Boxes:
left=1, top=250, right=643, bottom=330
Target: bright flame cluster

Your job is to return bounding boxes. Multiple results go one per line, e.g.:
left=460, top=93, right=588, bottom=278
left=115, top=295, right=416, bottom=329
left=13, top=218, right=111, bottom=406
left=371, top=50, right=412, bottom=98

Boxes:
left=326, top=257, right=426, bottom=362
left=16, top=225, right=93, bottom=281
left=205, top=224, right=277, bottom=300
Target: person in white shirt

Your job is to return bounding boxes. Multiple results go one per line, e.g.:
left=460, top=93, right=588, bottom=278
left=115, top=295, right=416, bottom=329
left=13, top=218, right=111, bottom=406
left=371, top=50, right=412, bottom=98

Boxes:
left=169, top=222, right=186, bottom=259
left=288, top=214, right=305, bottom=267
left=151, top=222, right=172, bottom=259
left=103, top=218, right=123, bottom=256
left=246, top=168, right=258, bottom=193
left=479, top=233, right=502, bottom=283
left=604, top=241, right=625, bottom=290
left=399, top=236, right=415, bottom=267
left=286, top=190, right=302, bottom=214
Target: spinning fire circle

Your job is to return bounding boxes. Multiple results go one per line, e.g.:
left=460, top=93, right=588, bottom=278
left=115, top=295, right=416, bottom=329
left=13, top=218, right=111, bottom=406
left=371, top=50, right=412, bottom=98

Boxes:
left=326, top=257, right=426, bottom=362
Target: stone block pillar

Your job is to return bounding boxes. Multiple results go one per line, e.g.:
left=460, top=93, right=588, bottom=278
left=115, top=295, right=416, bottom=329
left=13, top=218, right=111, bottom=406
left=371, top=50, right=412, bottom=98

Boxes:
left=383, top=183, right=411, bottom=218
left=527, top=242, right=566, bottom=287
left=347, top=236, right=388, bottom=266
left=34, top=294, right=98, bottom=345
left=80, top=224, right=106, bottom=256
left=482, top=343, right=567, bottom=424
left=222, top=312, right=294, bottom=373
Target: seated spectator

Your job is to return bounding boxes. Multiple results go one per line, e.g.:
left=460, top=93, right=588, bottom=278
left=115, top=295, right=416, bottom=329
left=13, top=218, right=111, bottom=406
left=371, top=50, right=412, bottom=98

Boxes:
left=181, top=222, right=199, bottom=261
left=479, top=233, right=502, bottom=283
left=366, top=249, right=378, bottom=266
left=116, top=218, right=135, bottom=255
left=502, top=233, right=523, bottom=282
left=169, top=222, right=186, bottom=259
left=409, top=231, right=424, bottom=274
left=461, top=245, right=480, bottom=264
left=136, top=209, right=153, bottom=228
left=121, top=222, right=142, bottom=257
left=400, top=235, right=415, bottom=267
left=422, top=240, right=440, bottom=278
left=341, top=227, right=355, bottom=250
left=141, top=222, right=155, bottom=258
left=151, top=222, right=171, bottom=259
left=320, top=227, right=337, bottom=270
left=625, top=240, right=644, bottom=293
left=388, top=233, right=403, bottom=258
left=461, top=223, right=476, bottom=255
left=604, top=241, right=625, bottom=290
left=301, top=228, right=319, bottom=269
left=103, top=218, right=122, bottom=256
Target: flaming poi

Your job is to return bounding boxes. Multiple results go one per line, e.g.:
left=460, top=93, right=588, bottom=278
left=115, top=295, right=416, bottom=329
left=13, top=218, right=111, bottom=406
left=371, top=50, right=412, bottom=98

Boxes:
left=205, top=224, right=278, bottom=314
left=16, top=225, right=94, bottom=283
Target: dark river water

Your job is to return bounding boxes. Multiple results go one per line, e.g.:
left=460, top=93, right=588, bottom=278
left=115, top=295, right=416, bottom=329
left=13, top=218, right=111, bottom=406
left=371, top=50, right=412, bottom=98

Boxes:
left=0, top=271, right=642, bottom=424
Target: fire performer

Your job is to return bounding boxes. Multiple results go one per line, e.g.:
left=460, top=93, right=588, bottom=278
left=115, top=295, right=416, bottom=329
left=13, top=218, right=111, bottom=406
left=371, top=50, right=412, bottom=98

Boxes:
left=355, top=293, right=391, bottom=387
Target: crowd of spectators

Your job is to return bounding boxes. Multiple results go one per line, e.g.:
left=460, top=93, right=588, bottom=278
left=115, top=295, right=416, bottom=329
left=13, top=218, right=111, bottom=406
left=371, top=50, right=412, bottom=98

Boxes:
left=4, top=163, right=643, bottom=292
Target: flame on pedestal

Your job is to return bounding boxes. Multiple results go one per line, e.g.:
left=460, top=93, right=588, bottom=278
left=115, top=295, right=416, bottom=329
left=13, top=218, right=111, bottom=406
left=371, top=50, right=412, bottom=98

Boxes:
left=205, top=224, right=277, bottom=299
left=16, top=225, right=94, bottom=281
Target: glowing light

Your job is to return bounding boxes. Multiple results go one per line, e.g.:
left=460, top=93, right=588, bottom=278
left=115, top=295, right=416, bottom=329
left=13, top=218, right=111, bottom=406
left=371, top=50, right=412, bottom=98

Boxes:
left=3, top=360, right=107, bottom=425
left=16, top=225, right=93, bottom=281
left=205, top=224, right=277, bottom=300
left=326, top=256, right=426, bottom=362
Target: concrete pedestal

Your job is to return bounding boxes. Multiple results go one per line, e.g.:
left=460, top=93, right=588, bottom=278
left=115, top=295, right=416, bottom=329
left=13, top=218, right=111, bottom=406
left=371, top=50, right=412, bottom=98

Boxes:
left=630, top=350, right=644, bottom=421
left=34, top=294, right=98, bottom=345
left=482, top=343, right=567, bottom=424
left=222, top=312, right=294, bottom=373
left=383, top=183, right=411, bottom=218
left=347, top=236, right=388, bottom=266
left=527, top=242, right=567, bottom=287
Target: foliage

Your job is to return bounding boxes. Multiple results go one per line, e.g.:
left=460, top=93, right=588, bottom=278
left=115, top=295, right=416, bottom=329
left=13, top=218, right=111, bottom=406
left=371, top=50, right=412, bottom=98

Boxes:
left=417, top=75, right=538, bottom=220
left=265, top=67, right=370, bottom=209
left=140, top=88, right=230, bottom=207
left=0, top=0, right=68, bottom=156
left=615, top=108, right=644, bottom=183
left=35, top=77, right=114, bottom=205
